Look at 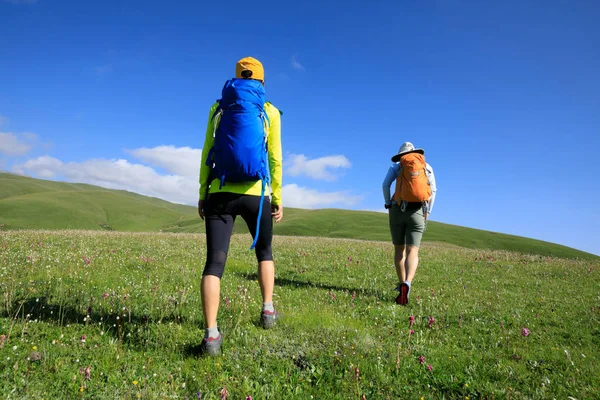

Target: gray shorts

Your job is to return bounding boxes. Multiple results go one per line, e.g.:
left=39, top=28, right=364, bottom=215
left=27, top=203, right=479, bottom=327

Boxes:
left=389, top=203, right=426, bottom=247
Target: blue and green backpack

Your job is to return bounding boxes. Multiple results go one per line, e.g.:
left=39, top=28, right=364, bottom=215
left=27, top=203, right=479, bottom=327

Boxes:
left=206, top=78, right=270, bottom=249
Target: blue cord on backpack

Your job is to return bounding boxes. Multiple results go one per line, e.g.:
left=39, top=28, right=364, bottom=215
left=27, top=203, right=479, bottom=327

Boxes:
left=207, top=78, right=271, bottom=250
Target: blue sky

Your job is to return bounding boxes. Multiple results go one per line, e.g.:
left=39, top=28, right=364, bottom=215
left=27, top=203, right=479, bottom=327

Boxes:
left=1, top=0, right=599, bottom=255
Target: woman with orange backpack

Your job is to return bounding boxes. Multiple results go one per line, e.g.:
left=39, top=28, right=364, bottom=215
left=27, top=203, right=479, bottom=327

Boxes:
left=382, top=142, right=437, bottom=305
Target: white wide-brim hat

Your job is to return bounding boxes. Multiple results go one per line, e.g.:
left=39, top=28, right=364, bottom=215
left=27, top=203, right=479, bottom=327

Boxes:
left=391, top=142, right=424, bottom=162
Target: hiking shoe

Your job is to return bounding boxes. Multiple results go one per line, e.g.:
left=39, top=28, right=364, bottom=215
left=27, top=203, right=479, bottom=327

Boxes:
left=395, top=283, right=409, bottom=305
left=394, top=283, right=402, bottom=291
left=200, top=334, right=222, bottom=356
left=260, top=309, right=280, bottom=329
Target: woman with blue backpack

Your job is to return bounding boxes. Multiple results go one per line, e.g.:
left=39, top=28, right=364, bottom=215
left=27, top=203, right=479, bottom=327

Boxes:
left=197, top=57, right=283, bottom=355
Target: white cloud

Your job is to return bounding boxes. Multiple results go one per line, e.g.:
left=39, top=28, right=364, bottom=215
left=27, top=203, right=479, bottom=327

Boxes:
left=291, top=56, right=305, bottom=71
left=13, top=145, right=362, bottom=209
left=282, top=184, right=361, bottom=209
left=363, top=208, right=387, bottom=214
left=128, top=145, right=202, bottom=177
left=93, top=64, right=113, bottom=77
left=14, top=155, right=199, bottom=205
left=15, top=155, right=62, bottom=178
left=285, top=154, right=351, bottom=181
left=0, top=132, right=35, bottom=156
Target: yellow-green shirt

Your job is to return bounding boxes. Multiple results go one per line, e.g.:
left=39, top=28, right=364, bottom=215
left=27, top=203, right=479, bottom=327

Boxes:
left=198, top=101, right=283, bottom=205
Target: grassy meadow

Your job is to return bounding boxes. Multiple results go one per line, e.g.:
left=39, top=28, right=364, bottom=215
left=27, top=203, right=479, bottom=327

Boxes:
left=1, top=230, right=599, bottom=399
left=1, top=173, right=596, bottom=260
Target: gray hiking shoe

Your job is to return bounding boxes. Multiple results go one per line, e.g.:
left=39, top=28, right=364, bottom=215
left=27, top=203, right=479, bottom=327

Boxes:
left=260, top=309, right=280, bottom=329
left=200, top=334, right=222, bottom=356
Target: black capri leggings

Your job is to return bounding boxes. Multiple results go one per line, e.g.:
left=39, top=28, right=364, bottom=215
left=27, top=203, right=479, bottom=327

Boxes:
left=203, top=192, right=273, bottom=278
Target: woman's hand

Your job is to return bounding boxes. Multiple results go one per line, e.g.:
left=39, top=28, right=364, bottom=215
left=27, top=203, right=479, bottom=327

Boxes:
left=271, top=204, right=283, bottom=223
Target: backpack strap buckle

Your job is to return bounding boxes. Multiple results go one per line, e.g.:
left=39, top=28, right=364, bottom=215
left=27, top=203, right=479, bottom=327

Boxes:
left=400, top=200, right=407, bottom=212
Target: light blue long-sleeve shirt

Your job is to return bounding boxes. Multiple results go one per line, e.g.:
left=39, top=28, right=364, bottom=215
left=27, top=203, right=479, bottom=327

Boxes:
left=382, top=162, right=437, bottom=213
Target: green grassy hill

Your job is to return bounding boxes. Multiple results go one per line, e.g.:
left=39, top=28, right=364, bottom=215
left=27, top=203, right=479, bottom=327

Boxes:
left=1, top=173, right=596, bottom=260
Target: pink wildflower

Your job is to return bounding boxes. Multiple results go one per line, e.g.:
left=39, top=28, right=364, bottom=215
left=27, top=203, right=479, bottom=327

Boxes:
left=409, top=315, right=415, bottom=327
left=427, top=364, right=433, bottom=371
left=521, top=327, right=530, bottom=337
left=220, top=386, right=228, bottom=400
left=419, top=355, right=425, bottom=364
left=246, top=397, right=252, bottom=400
left=428, top=316, right=435, bottom=328
left=80, top=334, right=86, bottom=343
left=103, top=293, right=109, bottom=299
left=410, top=329, right=415, bottom=335
left=0, top=334, right=6, bottom=348
left=354, top=366, right=360, bottom=380
left=82, top=366, right=91, bottom=380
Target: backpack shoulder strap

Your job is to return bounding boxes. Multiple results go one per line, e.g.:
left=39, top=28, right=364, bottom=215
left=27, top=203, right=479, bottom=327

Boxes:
left=265, top=101, right=283, bottom=116
left=211, top=100, right=222, bottom=121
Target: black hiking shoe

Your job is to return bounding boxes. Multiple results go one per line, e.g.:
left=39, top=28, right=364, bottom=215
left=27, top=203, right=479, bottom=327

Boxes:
left=395, top=283, right=409, bottom=306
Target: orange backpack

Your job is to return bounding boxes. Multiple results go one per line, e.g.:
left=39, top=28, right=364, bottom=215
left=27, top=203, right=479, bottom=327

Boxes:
left=393, top=153, right=431, bottom=204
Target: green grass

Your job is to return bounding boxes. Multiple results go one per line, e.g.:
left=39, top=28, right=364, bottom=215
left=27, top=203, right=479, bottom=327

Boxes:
left=1, top=173, right=597, bottom=260
left=1, top=230, right=599, bottom=399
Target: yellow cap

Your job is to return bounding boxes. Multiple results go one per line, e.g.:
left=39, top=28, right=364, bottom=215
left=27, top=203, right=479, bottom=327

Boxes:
left=235, top=57, right=264, bottom=81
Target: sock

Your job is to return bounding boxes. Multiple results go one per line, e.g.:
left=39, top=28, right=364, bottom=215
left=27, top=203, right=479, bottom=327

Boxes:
left=405, top=281, right=412, bottom=297
left=262, top=302, right=275, bottom=313
left=205, top=325, right=219, bottom=339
